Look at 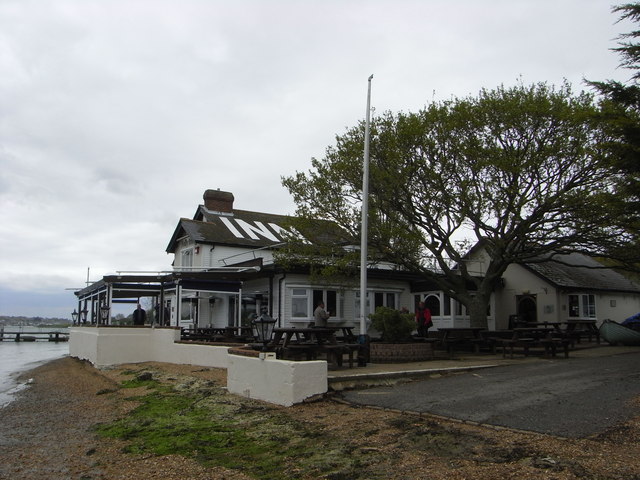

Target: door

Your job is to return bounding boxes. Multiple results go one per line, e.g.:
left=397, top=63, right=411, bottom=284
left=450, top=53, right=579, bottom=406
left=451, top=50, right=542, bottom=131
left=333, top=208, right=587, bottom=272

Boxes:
left=516, top=295, right=537, bottom=323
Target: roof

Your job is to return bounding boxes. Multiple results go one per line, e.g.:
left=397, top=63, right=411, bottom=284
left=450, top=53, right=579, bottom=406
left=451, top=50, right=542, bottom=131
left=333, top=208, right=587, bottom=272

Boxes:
left=74, top=271, right=259, bottom=301
left=166, top=205, right=346, bottom=253
left=523, top=252, right=640, bottom=294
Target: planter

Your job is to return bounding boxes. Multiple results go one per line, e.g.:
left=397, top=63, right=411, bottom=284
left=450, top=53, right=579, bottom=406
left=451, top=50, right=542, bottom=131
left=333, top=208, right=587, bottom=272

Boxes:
left=369, top=342, right=434, bottom=363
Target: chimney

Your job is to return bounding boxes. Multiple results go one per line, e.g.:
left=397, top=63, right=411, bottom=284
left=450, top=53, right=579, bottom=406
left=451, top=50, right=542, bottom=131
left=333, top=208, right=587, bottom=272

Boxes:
left=203, top=189, right=234, bottom=213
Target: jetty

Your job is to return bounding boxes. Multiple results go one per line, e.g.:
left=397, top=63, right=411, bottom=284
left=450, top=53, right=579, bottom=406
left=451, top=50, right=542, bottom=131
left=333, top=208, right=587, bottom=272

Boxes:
left=0, top=329, right=69, bottom=342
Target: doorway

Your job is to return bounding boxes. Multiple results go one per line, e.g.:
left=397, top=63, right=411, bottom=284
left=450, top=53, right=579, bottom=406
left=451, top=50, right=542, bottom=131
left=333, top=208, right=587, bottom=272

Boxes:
left=516, top=295, right=537, bottom=323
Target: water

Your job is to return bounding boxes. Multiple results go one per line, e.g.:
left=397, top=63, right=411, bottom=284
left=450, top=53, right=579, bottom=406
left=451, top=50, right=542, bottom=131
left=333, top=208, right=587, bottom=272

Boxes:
left=0, top=326, right=69, bottom=408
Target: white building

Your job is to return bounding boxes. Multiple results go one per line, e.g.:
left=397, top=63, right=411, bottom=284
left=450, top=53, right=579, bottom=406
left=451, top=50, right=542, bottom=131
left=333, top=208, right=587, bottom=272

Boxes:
left=74, top=189, right=640, bottom=332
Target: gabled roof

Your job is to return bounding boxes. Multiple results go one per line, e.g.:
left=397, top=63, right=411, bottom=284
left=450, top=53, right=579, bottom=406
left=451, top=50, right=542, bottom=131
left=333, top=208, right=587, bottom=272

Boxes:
left=523, top=252, right=640, bottom=294
left=166, top=205, right=343, bottom=253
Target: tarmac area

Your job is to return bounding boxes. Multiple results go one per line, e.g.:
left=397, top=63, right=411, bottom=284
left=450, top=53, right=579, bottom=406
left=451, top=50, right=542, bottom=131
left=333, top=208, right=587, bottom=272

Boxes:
left=333, top=345, right=640, bottom=438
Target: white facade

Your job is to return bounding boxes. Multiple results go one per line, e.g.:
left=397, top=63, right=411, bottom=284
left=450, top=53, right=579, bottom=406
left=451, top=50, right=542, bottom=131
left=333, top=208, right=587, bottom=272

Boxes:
left=469, top=248, right=640, bottom=329
left=69, top=326, right=328, bottom=406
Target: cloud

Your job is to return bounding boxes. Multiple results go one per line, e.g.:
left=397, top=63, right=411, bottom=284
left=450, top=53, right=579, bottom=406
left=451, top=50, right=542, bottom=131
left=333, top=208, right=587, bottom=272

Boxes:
left=0, top=0, right=631, bottom=315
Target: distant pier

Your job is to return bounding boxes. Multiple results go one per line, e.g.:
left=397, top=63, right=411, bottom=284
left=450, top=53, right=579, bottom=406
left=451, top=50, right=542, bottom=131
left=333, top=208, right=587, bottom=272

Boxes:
left=0, top=329, right=69, bottom=342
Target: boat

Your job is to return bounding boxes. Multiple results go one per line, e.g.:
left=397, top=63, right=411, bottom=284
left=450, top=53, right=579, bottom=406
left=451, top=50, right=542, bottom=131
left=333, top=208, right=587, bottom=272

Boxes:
left=621, top=312, right=640, bottom=332
left=599, top=319, right=640, bottom=346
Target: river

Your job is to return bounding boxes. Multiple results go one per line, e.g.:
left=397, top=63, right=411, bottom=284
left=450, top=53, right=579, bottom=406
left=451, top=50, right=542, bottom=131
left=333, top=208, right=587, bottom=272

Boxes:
left=0, top=326, right=70, bottom=408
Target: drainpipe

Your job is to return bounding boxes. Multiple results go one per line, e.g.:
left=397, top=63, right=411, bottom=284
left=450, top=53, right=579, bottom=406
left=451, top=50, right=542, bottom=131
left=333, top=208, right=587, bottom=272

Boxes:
left=268, top=274, right=274, bottom=317
left=278, top=272, right=286, bottom=327
left=175, top=280, right=181, bottom=328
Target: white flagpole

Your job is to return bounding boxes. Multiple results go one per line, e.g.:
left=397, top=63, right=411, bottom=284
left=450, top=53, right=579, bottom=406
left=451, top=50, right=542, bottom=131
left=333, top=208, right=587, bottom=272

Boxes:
left=359, top=74, right=373, bottom=337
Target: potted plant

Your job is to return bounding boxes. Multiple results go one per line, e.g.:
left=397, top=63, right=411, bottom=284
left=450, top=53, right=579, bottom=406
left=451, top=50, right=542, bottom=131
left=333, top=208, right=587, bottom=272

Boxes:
left=368, top=306, right=434, bottom=363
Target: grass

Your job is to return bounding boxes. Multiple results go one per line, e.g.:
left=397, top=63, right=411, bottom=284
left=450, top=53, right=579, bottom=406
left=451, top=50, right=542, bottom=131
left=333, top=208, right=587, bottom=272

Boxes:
left=95, top=371, right=370, bottom=479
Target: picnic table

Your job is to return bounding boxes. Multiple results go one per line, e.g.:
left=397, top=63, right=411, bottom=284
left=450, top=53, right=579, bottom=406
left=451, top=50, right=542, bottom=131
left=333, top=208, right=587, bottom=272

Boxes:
left=564, top=319, right=600, bottom=344
left=495, top=327, right=572, bottom=358
left=181, top=326, right=254, bottom=342
left=524, top=321, right=563, bottom=330
left=270, top=327, right=360, bottom=367
left=436, top=327, right=486, bottom=357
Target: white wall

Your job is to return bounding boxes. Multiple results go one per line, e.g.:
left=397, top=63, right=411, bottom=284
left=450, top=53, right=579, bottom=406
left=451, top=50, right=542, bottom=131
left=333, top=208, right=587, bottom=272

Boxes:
left=69, top=326, right=329, bottom=406
left=495, top=264, right=556, bottom=326
left=227, top=354, right=327, bottom=406
left=70, top=327, right=230, bottom=368
left=592, top=292, right=640, bottom=323
left=497, top=264, right=640, bottom=326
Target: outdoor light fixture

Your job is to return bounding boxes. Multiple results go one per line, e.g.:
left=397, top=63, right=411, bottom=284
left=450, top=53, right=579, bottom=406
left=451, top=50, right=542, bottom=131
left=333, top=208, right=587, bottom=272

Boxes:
left=72, top=309, right=79, bottom=325
left=80, top=309, right=88, bottom=325
left=251, top=311, right=276, bottom=352
left=100, top=303, right=111, bottom=325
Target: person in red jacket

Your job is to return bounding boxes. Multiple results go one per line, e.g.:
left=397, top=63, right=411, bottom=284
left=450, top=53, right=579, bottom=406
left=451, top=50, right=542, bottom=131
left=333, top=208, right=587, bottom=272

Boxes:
left=415, top=301, right=433, bottom=337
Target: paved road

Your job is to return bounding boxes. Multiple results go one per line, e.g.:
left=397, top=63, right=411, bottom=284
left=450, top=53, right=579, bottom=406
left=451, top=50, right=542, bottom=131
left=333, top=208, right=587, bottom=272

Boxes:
left=341, top=351, right=640, bottom=438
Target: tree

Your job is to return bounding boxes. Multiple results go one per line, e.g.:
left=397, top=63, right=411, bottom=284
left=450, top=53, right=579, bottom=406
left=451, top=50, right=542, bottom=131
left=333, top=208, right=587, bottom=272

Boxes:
left=282, top=82, right=628, bottom=328
left=588, top=3, right=640, bottom=263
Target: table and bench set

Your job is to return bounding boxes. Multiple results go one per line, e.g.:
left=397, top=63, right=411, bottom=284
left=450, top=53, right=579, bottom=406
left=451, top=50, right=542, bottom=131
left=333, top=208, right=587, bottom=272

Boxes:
left=181, top=326, right=255, bottom=343
left=431, top=320, right=600, bottom=359
left=269, top=326, right=362, bottom=368
left=182, top=319, right=600, bottom=367
left=182, top=325, right=363, bottom=368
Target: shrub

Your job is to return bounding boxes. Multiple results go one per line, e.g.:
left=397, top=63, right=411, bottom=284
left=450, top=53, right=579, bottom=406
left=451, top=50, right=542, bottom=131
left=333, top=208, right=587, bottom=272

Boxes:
left=370, top=306, right=415, bottom=343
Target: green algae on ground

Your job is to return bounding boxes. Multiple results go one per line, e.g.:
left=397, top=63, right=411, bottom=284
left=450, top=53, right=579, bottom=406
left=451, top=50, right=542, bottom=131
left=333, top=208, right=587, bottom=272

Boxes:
left=95, top=371, right=369, bottom=479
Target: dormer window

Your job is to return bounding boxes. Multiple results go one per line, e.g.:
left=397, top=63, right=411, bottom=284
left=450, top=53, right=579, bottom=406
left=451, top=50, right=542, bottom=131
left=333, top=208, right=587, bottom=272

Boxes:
left=181, top=248, right=193, bottom=268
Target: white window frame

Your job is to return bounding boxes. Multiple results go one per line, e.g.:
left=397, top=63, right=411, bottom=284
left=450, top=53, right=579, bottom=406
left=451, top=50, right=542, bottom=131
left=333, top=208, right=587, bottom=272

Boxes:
left=180, top=248, right=193, bottom=268
left=289, top=286, right=342, bottom=320
left=291, top=288, right=309, bottom=318
left=568, top=293, right=596, bottom=319
left=356, top=290, right=399, bottom=316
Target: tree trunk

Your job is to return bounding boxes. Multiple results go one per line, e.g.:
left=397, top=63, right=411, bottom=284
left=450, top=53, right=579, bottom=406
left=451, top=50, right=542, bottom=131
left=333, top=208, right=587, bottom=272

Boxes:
left=468, top=295, right=489, bottom=329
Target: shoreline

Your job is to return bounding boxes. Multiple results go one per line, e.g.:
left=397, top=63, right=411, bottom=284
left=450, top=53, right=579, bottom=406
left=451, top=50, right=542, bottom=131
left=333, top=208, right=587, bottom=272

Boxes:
left=2, top=356, right=639, bottom=480
left=0, top=357, right=121, bottom=479
left=0, top=357, right=251, bottom=480
left=0, top=346, right=69, bottom=409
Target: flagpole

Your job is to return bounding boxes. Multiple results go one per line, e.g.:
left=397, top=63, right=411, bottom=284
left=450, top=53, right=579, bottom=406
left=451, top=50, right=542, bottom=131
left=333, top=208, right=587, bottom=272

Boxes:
left=359, top=74, right=373, bottom=337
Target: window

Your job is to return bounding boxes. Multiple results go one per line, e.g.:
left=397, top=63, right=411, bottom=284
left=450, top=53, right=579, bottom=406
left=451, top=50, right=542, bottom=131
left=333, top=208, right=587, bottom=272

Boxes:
left=443, top=294, right=452, bottom=316
left=181, top=248, right=193, bottom=268
left=358, top=290, right=398, bottom=316
left=355, top=292, right=371, bottom=318
left=424, top=294, right=441, bottom=316
left=582, top=294, right=596, bottom=318
left=568, top=294, right=596, bottom=318
left=313, top=289, right=337, bottom=316
left=416, top=293, right=461, bottom=317
left=292, top=289, right=309, bottom=318
left=290, top=288, right=340, bottom=319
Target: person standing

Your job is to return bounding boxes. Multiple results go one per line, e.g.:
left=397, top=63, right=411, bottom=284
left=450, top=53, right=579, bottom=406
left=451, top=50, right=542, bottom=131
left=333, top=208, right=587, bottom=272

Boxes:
left=313, top=301, right=330, bottom=327
left=132, top=303, right=147, bottom=326
left=415, top=301, right=432, bottom=337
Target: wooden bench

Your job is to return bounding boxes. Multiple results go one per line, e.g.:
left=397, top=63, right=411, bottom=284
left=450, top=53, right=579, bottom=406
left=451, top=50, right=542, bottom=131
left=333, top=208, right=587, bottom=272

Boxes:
left=281, top=342, right=360, bottom=368
left=498, top=335, right=571, bottom=359
left=539, top=337, right=572, bottom=358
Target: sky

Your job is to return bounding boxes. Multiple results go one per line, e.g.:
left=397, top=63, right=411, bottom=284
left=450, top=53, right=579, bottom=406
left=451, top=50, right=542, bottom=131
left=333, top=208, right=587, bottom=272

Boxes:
left=0, top=0, right=633, bottom=318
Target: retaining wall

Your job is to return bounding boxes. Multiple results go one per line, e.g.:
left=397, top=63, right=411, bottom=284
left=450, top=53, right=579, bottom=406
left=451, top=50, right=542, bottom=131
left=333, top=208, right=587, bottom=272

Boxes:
left=369, top=342, right=434, bottom=363
left=69, top=326, right=230, bottom=368
left=69, top=326, right=328, bottom=406
left=227, top=352, right=327, bottom=406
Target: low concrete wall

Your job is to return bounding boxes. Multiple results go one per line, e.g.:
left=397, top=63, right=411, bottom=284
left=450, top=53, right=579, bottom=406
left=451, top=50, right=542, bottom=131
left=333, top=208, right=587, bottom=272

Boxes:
left=69, top=326, right=329, bottom=406
left=227, top=353, right=327, bottom=406
left=369, top=342, right=435, bottom=363
left=69, top=327, right=230, bottom=369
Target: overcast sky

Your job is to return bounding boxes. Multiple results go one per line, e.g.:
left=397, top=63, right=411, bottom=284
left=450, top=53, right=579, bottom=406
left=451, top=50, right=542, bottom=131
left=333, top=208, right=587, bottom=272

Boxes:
left=0, top=0, right=632, bottom=318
